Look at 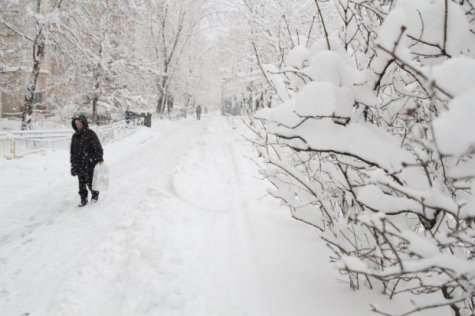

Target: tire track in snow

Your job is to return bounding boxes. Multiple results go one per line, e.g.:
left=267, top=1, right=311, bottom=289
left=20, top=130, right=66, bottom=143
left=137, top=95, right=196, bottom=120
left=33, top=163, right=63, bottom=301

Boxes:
left=165, top=116, right=271, bottom=315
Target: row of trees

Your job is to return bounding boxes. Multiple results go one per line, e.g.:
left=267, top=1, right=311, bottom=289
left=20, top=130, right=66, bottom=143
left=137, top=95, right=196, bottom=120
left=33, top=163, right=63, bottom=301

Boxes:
left=249, top=0, right=475, bottom=315
left=0, top=0, right=217, bottom=129
left=215, top=0, right=335, bottom=115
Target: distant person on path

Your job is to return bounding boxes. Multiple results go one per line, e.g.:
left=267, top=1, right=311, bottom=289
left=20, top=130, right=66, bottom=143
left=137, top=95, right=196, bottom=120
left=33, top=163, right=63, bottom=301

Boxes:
left=196, top=105, right=202, bottom=120
left=70, top=115, right=104, bottom=207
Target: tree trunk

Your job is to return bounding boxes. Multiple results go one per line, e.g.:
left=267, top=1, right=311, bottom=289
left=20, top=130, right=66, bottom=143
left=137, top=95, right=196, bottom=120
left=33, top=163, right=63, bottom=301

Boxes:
left=92, top=67, right=101, bottom=124
left=92, top=41, right=104, bottom=124
left=92, top=91, right=99, bottom=124
left=157, top=74, right=168, bottom=113
left=22, top=33, right=45, bottom=130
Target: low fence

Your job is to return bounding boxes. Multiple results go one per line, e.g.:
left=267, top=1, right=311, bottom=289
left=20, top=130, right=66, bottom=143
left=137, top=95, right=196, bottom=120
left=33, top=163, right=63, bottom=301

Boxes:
left=0, top=120, right=140, bottom=159
left=1, top=109, right=55, bottom=119
left=96, top=120, right=139, bottom=144
left=0, top=132, right=16, bottom=159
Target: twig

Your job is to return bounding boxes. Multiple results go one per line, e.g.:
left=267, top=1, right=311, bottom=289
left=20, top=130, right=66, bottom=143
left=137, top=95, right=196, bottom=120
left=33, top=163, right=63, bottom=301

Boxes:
left=252, top=41, right=284, bottom=103
left=314, top=0, right=331, bottom=50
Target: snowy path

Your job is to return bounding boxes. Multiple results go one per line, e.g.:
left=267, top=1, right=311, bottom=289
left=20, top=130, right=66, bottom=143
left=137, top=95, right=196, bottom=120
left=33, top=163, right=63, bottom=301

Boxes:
left=0, top=116, right=408, bottom=316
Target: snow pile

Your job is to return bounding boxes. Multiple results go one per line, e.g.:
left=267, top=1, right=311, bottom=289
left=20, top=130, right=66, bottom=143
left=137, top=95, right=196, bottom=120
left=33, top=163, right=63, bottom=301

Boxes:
left=285, top=45, right=310, bottom=68
left=432, top=57, right=475, bottom=155
left=294, top=81, right=353, bottom=118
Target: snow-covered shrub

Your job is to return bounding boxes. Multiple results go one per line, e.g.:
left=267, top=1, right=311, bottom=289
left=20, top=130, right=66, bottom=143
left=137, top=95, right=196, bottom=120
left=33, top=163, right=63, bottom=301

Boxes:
left=251, top=1, right=475, bottom=315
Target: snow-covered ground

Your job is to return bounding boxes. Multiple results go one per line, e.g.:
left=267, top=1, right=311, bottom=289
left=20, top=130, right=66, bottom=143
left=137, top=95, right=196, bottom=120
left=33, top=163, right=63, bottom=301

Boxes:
left=0, top=115, right=439, bottom=315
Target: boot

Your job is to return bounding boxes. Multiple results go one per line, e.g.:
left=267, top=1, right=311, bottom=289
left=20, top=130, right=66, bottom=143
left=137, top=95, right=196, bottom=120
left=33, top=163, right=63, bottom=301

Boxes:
left=91, top=191, right=99, bottom=203
left=78, top=198, right=88, bottom=207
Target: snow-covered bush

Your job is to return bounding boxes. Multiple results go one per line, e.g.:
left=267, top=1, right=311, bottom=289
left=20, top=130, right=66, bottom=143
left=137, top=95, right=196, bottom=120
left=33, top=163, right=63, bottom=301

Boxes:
left=251, top=1, right=475, bottom=315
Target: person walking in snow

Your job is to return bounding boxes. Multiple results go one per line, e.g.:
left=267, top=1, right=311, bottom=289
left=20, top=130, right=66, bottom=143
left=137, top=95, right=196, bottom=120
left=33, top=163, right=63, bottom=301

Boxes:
left=196, top=104, right=202, bottom=120
left=70, top=115, right=104, bottom=207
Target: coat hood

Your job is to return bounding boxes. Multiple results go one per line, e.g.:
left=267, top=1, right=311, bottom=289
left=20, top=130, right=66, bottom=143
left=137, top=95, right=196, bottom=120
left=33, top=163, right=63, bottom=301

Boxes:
left=72, top=115, right=89, bottom=131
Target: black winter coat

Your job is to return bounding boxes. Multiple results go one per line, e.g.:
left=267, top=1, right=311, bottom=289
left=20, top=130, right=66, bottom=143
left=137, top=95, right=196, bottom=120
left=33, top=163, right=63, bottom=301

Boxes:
left=70, top=115, right=104, bottom=176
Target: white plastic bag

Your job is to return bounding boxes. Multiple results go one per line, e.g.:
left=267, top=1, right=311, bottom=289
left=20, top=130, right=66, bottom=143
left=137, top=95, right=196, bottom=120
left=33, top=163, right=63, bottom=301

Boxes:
left=92, top=163, right=109, bottom=191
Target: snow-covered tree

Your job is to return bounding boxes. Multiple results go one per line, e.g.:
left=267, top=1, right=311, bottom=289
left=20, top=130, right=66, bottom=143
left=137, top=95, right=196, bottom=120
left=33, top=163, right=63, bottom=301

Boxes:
left=252, top=1, right=475, bottom=315
left=67, top=1, right=148, bottom=122
left=0, top=0, right=68, bottom=129
left=145, top=0, right=209, bottom=114
left=0, top=0, right=150, bottom=127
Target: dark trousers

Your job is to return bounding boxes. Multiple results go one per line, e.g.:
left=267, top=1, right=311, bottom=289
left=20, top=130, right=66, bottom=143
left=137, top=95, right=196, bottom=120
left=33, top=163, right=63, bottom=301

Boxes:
left=78, top=168, right=98, bottom=201
left=197, top=113, right=201, bottom=120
